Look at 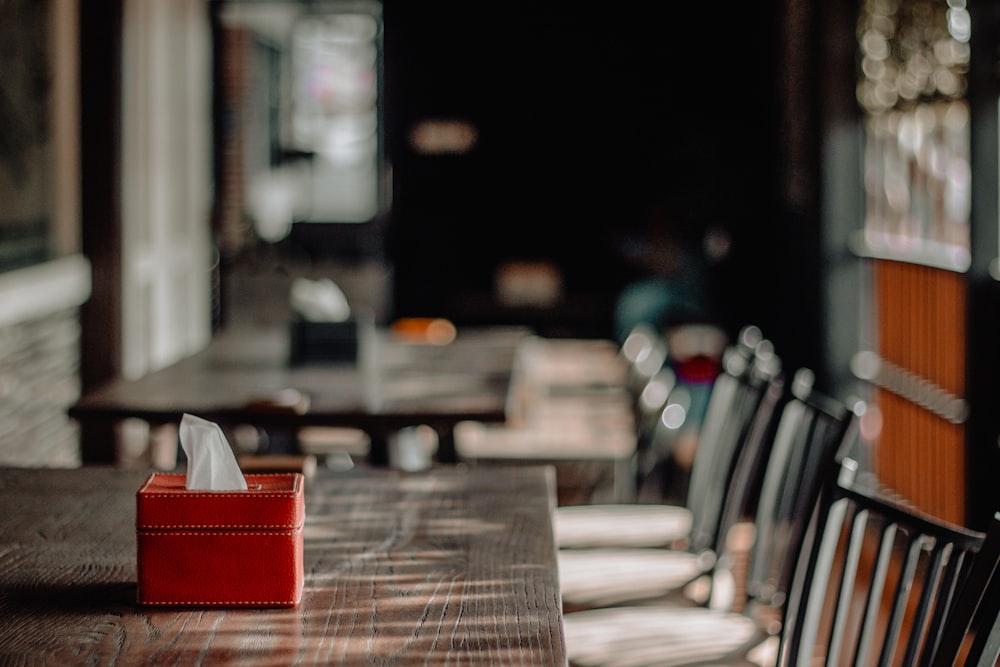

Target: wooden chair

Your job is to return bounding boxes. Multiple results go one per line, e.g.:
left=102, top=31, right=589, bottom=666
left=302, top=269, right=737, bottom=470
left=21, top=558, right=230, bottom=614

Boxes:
left=556, top=347, right=787, bottom=611
left=776, top=455, right=989, bottom=667
left=554, top=332, right=779, bottom=553
left=930, top=511, right=1000, bottom=667
left=561, top=379, right=860, bottom=666
left=782, top=468, right=1000, bottom=667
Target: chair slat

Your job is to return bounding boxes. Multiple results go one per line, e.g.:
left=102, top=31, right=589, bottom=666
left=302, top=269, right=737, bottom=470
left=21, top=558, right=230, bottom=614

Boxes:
left=875, top=527, right=920, bottom=667
left=901, top=540, right=950, bottom=666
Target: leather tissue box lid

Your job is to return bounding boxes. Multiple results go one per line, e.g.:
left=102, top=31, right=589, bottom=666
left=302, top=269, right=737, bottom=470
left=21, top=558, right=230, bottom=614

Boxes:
left=136, top=473, right=304, bottom=530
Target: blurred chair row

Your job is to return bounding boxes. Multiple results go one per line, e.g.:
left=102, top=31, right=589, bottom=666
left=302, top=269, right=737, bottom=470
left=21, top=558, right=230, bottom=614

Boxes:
left=563, top=457, right=1000, bottom=666
left=531, top=323, right=1000, bottom=666
left=455, top=320, right=732, bottom=505
left=554, top=324, right=775, bottom=552
left=460, top=319, right=1000, bottom=666
left=557, top=330, right=788, bottom=613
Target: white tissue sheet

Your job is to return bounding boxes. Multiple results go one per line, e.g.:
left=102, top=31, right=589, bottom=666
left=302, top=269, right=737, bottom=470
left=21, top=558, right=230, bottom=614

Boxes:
left=290, top=277, right=351, bottom=322
left=179, top=413, right=248, bottom=490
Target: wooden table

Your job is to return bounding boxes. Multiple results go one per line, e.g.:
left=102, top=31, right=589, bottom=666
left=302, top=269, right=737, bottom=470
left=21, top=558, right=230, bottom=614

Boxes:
left=0, top=464, right=567, bottom=666
left=70, top=324, right=529, bottom=466
left=457, top=336, right=638, bottom=503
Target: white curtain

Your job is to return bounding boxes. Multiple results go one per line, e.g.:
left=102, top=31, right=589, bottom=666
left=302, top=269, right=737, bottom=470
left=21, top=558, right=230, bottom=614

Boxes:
left=120, top=0, right=213, bottom=379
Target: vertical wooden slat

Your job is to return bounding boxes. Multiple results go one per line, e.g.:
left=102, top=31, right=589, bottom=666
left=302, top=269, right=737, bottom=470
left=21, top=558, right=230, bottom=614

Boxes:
left=872, top=260, right=965, bottom=525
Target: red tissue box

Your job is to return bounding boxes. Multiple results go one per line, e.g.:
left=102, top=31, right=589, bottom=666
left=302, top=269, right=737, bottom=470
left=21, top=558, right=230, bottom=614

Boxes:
left=136, top=472, right=305, bottom=607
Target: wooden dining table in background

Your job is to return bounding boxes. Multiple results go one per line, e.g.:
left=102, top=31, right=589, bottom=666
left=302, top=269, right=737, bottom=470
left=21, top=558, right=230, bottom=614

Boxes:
left=0, top=464, right=567, bottom=665
left=69, top=323, right=530, bottom=466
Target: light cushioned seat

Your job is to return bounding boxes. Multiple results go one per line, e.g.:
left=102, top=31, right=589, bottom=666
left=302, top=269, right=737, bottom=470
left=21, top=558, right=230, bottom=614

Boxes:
left=563, top=606, right=761, bottom=667
left=554, top=504, right=693, bottom=549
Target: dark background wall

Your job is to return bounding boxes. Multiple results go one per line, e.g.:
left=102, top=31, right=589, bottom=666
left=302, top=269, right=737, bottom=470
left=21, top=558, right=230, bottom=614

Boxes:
left=380, top=1, right=787, bottom=342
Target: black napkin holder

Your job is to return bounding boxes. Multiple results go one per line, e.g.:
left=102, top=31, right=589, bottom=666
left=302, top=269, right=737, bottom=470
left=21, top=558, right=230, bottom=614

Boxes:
left=289, top=318, right=359, bottom=364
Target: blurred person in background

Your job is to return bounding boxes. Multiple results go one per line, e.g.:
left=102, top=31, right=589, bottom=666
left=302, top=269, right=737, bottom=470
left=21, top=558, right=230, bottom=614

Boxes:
left=612, top=195, right=709, bottom=345
left=614, top=194, right=727, bottom=503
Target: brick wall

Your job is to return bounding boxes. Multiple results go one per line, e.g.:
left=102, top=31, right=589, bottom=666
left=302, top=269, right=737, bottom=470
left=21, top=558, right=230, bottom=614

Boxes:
left=214, top=26, right=254, bottom=258
left=0, top=308, right=81, bottom=467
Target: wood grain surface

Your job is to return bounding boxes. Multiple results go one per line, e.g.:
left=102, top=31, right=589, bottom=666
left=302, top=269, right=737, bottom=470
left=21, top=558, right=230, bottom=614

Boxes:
left=0, top=464, right=567, bottom=665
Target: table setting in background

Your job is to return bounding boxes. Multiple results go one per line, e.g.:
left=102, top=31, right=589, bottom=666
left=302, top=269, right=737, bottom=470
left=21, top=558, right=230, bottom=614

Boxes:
left=69, top=318, right=530, bottom=467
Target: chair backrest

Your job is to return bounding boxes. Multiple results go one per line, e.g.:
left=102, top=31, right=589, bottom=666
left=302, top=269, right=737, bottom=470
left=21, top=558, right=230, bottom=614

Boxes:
left=778, top=456, right=988, bottom=667
left=633, top=365, right=677, bottom=451
left=711, top=358, right=788, bottom=558
left=620, top=323, right=669, bottom=400
left=619, top=322, right=659, bottom=367
left=632, top=324, right=763, bottom=492
left=682, top=335, right=785, bottom=553
left=930, top=511, right=1000, bottom=667
left=741, top=370, right=859, bottom=614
